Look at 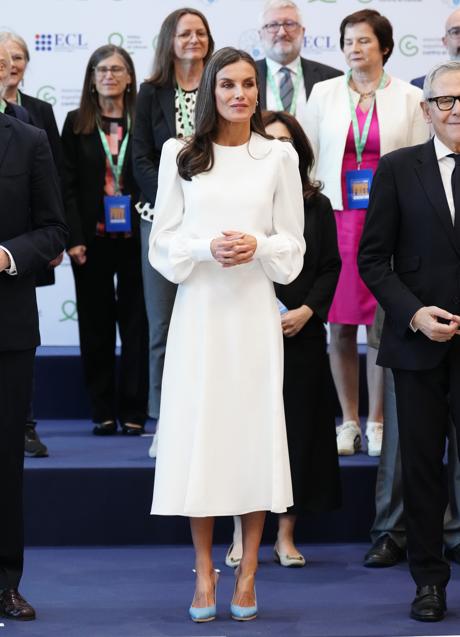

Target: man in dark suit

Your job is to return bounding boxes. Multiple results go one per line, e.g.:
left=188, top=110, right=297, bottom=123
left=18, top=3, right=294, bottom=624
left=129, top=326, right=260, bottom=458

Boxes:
left=359, top=60, right=460, bottom=622
left=412, top=8, right=460, bottom=89
left=0, top=43, right=67, bottom=620
left=256, top=0, right=342, bottom=130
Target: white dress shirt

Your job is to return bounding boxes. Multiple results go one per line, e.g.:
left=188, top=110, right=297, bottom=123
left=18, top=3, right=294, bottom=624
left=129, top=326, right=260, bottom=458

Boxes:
left=265, top=56, right=308, bottom=131
left=0, top=246, right=17, bottom=275
left=434, top=135, right=457, bottom=224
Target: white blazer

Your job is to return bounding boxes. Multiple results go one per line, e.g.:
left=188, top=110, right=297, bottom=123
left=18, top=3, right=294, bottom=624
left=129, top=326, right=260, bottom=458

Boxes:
left=304, top=74, right=430, bottom=210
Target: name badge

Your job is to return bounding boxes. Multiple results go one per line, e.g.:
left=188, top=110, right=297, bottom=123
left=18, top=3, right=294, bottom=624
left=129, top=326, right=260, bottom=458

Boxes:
left=104, top=195, right=132, bottom=232
left=345, top=169, right=373, bottom=209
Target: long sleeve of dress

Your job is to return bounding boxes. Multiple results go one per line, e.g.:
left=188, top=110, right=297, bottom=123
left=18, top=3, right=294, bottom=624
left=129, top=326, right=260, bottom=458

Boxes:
left=254, top=142, right=305, bottom=285
left=148, top=138, right=214, bottom=284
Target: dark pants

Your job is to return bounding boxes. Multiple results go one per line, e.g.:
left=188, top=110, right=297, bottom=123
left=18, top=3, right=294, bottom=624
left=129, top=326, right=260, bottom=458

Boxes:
left=0, top=348, right=35, bottom=589
left=393, top=338, right=460, bottom=587
left=72, top=236, right=148, bottom=425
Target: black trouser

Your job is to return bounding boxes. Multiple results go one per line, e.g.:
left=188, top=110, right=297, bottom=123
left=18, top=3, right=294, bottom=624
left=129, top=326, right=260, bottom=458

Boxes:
left=71, top=236, right=148, bottom=425
left=393, top=338, right=460, bottom=588
left=0, top=348, right=35, bottom=589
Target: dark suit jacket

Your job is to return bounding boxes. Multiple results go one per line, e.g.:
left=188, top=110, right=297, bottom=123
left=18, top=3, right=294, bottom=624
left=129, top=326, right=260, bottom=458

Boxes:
left=275, top=192, right=340, bottom=337
left=61, top=109, right=140, bottom=248
left=0, top=113, right=67, bottom=351
left=411, top=75, right=425, bottom=90
left=4, top=101, right=29, bottom=122
left=19, top=91, right=62, bottom=173
left=358, top=139, right=460, bottom=370
left=132, top=81, right=175, bottom=206
left=256, top=56, right=343, bottom=109
left=19, top=92, right=62, bottom=286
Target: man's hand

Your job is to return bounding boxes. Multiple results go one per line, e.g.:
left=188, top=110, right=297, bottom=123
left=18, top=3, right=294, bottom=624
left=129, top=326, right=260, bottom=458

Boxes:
left=0, top=248, right=11, bottom=273
left=412, top=306, right=460, bottom=342
left=67, top=245, right=87, bottom=266
left=210, top=231, right=257, bottom=267
left=281, top=305, right=314, bottom=337
left=49, top=252, right=64, bottom=268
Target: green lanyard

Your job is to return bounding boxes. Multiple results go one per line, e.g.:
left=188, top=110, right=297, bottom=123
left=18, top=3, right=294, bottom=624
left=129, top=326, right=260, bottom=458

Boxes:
left=347, top=70, right=387, bottom=167
left=267, top=61, right=303, bottom=115
left=0, top=99, right=5, bottom=114
left=16, top=91, right=22, bottom=106
left=176, top=85, right=194, bottom=137
left=97, top=114, right=130, bottom=195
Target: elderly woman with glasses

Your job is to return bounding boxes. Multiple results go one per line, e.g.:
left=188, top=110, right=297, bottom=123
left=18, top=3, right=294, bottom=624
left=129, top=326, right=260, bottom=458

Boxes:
left=305, top=9, right=429, bottom=459
left=132, top=8, right=214, bottom=457
left=61, top=45, right=148, bottom=436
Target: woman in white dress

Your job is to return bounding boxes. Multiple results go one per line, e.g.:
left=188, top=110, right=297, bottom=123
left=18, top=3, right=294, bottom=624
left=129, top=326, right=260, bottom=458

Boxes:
left=149, top=47, right=305, bottom=623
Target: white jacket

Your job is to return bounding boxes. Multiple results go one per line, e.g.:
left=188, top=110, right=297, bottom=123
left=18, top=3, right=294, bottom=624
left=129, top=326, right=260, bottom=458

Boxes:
left=304, top=74, right=430, bottom=210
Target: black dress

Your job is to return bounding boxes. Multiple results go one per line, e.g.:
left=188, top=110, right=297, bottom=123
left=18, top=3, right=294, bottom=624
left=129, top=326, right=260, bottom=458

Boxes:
left=275, top=192, right=342, bottom=513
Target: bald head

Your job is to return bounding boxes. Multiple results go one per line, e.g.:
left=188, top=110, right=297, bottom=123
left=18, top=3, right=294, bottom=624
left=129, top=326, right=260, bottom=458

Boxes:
left=0, top=44, right=11, bottom=99
left=443, top=9, right=460, bottom=60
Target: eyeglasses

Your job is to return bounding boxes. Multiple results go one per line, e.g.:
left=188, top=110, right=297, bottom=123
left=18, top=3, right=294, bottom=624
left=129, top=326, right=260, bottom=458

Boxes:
left=447, top=27, right=460, bottom=38
left=0, top=61, right=9, bottom=72
left=262, top=20, right=301, bottom=34
left=94, top=65, right=127, bottom=77
left=427, top=95, right=460, bottom=110
left=175, top=30, right=209, bottom=41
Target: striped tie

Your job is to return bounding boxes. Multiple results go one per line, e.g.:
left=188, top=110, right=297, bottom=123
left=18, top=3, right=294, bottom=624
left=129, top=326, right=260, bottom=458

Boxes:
left=279, top=67, right=294, bottom=112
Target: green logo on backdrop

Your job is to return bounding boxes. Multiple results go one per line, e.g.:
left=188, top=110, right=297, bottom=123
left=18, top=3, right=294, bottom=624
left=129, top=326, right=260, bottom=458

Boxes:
left=399, top=35, right=419, bottom=57
left=108, top=32, right=124, bottom=47
left=36, top=85, right=56, bottom=105
left=60, top=300, right=78, bottom=322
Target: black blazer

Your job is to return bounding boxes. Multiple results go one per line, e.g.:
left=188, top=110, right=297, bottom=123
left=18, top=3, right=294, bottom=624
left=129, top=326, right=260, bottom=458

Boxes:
left=256, top=57, right=343, bottom=109
left=132, top=81, right=175, bottom=206
left=61, top=109, right=140, bottom=248
left=0, top=114, right=67, bottom=351
left=358, top=139, right=460, bottom=370
left=411, top=75, right=425, bottom=90
left=19, top=91, right=62, bottom=173
left=275, top=192, right=341, bottom=337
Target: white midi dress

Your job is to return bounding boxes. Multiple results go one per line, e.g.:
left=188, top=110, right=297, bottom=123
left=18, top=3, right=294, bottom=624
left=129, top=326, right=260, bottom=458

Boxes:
left=149, top=133, right=305, bottom=517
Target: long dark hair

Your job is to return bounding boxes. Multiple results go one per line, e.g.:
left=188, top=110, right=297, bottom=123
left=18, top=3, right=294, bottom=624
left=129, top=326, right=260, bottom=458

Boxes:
left=148, top=8, right=214, bottom=87
left=262, top=110, right=321, bottom=200
left=73, top=45, right=136, bottom=135
left=177, top=47, right=270, bottom=181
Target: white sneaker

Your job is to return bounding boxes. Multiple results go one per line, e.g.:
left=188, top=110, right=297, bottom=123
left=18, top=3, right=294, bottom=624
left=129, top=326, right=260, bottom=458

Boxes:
left=148, top=431, right=159, bottom=458
left=366, top=421, right=383, bottom=457
left=336, top=421, right=361, bottom=455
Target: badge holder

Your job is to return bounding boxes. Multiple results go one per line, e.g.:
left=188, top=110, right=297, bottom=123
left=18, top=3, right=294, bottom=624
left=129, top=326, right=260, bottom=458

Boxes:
left=104, top=194, right=132, bottom=232
left=345, top=169, right=373, bottom=209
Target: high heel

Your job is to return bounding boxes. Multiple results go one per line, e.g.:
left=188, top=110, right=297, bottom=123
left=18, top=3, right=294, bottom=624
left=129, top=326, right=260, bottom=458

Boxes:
left=230, top=568, right=257, bottom=621
left=274, top=545, right=306, bottom=568
left=189, top=568, right=220, bottom=623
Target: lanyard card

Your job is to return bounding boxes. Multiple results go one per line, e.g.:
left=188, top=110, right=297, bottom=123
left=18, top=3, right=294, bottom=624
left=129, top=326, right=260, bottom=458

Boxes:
left=346, top=169, right=373, bottom=209
left=104, top=194, right=132, bottom=232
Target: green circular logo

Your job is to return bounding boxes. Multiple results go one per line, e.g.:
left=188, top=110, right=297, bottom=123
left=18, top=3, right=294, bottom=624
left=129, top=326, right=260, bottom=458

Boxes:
left=399, top=35, right=419, bottom=57
left=108, top=32, right=124, bottom=47
left=36, top=85, right=56, bottom=105
left=59, top=300, right=78, bottom=322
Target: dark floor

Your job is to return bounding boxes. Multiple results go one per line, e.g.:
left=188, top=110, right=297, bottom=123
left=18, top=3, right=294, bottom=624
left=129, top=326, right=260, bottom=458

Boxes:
left=5, top=544, right=460, bottom=637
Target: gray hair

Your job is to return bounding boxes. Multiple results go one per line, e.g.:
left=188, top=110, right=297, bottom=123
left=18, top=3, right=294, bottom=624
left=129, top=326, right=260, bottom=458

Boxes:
left=0, top=31, right=30, bottom=63
left=259, top=0, right=303, bottom=29
left=423, top=60, right=460, bottom=99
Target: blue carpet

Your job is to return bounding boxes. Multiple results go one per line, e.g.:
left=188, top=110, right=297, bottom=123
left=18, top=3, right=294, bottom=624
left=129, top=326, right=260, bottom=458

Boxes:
left=4, top=544, right=459, bottom=637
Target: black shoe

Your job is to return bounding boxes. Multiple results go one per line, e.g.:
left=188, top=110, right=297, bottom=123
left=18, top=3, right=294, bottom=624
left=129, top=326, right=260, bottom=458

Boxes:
left=92, top=420, right=117, bottom=436
left=363, top=534, right=405, bottom=568
left=445, top=543, right=460, bottom=564
left=24, top=424, right=49, bottom=457
left=121, top=423, right=145, bottom=436
left=0, top=589, right=36, bottom=621
left=410, top=585, right=446, bottom=622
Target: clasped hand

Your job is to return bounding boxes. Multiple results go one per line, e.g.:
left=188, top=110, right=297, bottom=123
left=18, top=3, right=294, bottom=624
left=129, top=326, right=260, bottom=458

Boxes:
left=412, top=306, right=460, bottom=342
left=210, top=231, right=257, bottom=268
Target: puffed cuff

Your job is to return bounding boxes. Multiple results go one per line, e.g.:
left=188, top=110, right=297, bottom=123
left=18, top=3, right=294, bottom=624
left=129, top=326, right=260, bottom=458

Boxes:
left=409, top=313, right=418, bottom=333
left=0, top=246, right=17, bottom=275
left=188, top=238, right=214, bottom=261
left=253, top=234, right=269, bottom=258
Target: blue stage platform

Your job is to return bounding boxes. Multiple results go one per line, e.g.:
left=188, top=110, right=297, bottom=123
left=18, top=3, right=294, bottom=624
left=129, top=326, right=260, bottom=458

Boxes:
left=24, top=420, right=377, bottom=547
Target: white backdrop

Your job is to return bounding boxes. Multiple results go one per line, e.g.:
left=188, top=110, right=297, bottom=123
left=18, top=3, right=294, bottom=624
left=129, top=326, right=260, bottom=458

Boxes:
left=2, top=0, right=459, bottom=344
